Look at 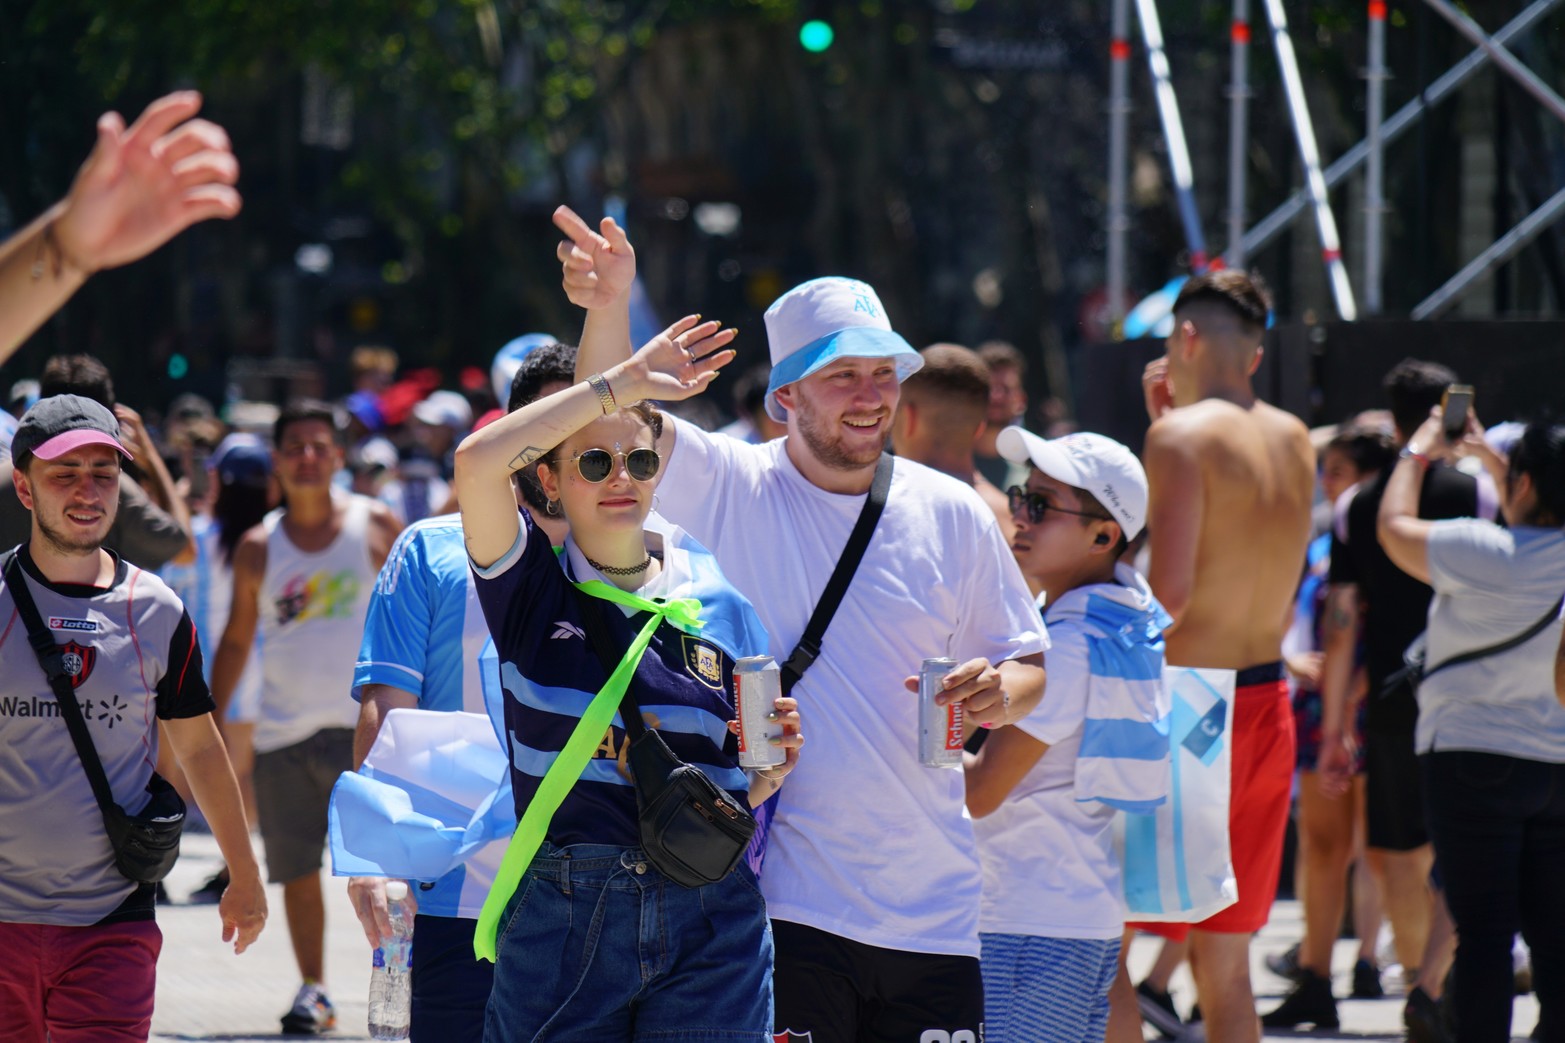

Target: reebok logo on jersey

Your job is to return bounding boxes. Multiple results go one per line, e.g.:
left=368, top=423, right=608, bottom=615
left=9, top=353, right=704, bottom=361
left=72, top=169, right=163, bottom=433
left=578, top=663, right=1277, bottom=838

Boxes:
left=48, top=617, right=98, bottom=632
left=550, top=621, right=585, bottom=641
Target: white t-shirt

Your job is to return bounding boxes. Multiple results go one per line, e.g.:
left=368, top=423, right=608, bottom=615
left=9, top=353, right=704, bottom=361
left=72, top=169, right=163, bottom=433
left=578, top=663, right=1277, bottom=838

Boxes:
left=1421, top=520, right=1565, bottom=762
left=974, top=582, right=1150, bottom=941
left=661, top=419, right=1047, bottom=956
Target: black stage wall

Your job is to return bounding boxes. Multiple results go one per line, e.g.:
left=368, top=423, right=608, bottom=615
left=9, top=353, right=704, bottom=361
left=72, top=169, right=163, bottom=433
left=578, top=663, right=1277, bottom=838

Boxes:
left=1070, top=320, right=1565, bottom=454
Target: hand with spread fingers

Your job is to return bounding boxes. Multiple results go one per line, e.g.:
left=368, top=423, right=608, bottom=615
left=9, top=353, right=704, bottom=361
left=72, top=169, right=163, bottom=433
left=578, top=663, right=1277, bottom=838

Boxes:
left=1, top=90, right=242, bottom=356
left=554, top=205, right=636, bottom=309
left=616, top=313, right=738, bottom=403
left=55, top=91, right=242, bottom=275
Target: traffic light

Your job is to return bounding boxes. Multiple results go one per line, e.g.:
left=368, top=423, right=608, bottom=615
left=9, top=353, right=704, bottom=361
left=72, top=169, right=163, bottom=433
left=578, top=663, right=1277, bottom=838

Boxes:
left=799, top=19, right=834, bottom=53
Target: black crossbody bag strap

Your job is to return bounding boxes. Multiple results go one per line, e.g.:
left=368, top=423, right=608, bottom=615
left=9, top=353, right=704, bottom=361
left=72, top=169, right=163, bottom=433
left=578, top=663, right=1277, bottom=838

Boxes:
left=779, top=452, right=893, bottom=695
left=3, top=550, right=122, bottom=820
left=1423, top=593, right=1565, bottom=681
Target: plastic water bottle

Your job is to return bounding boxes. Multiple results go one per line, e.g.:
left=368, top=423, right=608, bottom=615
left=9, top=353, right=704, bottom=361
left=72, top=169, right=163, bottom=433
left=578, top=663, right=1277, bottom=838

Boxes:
left=367, top=880, right=413, bottom=1040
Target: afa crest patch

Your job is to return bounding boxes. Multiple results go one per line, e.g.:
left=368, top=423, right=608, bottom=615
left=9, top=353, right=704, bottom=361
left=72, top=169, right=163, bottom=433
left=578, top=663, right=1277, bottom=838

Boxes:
left=681, top=636, right=727, bottom=691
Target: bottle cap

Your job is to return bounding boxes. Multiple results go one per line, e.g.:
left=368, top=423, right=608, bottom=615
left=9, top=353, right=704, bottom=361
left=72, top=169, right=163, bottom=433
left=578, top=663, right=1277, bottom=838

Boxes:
left=384, top=880, right=409, bottom=902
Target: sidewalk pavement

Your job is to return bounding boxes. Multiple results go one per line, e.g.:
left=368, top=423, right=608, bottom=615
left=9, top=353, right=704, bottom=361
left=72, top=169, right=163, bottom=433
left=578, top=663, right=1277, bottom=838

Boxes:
left=152, top=832, right=1542, bottom=1041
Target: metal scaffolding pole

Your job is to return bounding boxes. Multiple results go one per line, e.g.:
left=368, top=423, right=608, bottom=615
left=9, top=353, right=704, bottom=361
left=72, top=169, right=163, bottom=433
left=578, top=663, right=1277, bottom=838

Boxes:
left=1235, top=0, right=1559, bottom=263
left=1411, top=184, right=1565, bottom=319
left=1134, top=0, right=1210, bottom=271
left=1226, top=0, right=1252, bottom=270
left=1365, top=0, right=1388, bottom=314
left=1421, top=0, right=1565, bottom=125
left=1261, top=0, right=1358, bottom=319
left=1108, top=0, right=1132, bottom=324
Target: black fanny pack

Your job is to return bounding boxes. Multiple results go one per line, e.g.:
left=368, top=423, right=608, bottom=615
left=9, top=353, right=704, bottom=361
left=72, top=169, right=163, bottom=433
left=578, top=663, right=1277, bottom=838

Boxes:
left=1382, top=591, right=1564, bottom=700
left=4, top=550, right=186, bottom=883
left=572, top=585, right=755, bottom=888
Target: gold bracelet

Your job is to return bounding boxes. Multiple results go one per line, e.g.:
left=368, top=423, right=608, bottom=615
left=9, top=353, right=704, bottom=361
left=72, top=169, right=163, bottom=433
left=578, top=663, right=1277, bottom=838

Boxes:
left=587, top=372, right=618, bottom=415
left=754, top=766, right=788, bottom=782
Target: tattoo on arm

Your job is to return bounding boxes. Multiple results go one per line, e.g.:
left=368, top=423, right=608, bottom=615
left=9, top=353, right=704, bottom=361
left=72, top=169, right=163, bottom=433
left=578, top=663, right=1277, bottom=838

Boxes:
left=507, top=446, right=545, bottom=472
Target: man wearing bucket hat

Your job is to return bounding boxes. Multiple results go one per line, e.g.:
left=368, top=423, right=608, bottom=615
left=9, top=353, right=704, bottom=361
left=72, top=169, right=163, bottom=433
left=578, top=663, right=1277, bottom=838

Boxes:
left=0, top=395, right=267, bottom=1041
left=555, top=207, right=1046, bottom=1043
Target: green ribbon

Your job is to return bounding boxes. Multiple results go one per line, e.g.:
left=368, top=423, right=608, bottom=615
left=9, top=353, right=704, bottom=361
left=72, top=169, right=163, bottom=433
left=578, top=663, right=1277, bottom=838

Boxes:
left=473, top=578, right=705, bottom=961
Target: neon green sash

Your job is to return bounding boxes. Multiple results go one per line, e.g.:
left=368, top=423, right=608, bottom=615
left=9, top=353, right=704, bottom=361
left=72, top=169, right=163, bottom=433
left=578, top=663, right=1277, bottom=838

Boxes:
left=473, top=578, right=705, bottom=961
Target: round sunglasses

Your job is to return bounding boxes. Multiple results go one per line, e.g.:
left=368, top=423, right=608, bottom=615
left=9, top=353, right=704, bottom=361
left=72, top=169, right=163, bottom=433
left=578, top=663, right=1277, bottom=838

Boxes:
left=570, top=446, right=661, bottom=483
left=1006, top=485, right=1112, bottom=525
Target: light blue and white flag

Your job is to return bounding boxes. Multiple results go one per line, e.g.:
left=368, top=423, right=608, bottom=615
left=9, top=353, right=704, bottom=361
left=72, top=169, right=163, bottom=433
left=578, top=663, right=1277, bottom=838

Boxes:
left=1117, top=666, right=1238, bottom=922
left=328, top=708, right=515, bottom=889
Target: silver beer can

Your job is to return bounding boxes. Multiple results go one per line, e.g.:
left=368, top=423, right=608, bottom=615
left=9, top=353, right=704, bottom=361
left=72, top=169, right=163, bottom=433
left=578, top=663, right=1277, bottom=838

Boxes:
left=734, top=655, right=786, bottom=768
left=919, top=657, right=964, bottom=768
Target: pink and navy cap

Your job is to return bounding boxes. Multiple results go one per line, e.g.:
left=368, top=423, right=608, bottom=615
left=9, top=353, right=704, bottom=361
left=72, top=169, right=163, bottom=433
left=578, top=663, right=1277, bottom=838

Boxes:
left=12, top=395, right=134, bottom=464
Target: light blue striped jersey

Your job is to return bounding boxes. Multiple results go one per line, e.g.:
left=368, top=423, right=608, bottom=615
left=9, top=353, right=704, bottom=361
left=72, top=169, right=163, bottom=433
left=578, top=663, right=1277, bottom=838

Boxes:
left=354, top=513, right=500, bottom=918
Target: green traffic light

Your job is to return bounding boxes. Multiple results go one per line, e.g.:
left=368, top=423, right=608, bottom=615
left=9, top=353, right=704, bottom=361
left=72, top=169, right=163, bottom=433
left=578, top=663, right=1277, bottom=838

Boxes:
left=799, top=19, right=834, bottom=52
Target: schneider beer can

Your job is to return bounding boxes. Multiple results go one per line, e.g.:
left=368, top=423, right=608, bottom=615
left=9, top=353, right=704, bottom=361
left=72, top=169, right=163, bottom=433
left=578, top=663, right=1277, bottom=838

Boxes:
left=919, top=657, right=964, bottom=768
left=734, top=655, right=786, bottom=768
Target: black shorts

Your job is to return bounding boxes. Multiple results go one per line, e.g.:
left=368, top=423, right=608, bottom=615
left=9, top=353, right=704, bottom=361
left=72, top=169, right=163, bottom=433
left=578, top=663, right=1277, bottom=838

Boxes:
left=772, top=919, right=984, bottom=1043
left=1364, top=728, right=1429, bottom=852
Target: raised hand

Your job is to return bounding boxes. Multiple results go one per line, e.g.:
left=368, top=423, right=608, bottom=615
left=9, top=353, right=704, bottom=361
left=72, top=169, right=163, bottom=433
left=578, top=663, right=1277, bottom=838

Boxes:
left=1143, top=356, right=1175, bottom=422
left=554, top=205, right=636, bottom=309
left=53, top=92, right=242, bottom=274
left=619, top=314, right=737, bottom=402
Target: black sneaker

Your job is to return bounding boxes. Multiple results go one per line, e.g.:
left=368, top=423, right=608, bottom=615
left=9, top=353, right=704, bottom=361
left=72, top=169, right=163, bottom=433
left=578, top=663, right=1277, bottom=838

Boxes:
left=186, top=867, right=229, bottom=906
left=1261, top=968, right=1340, bottom=1030
left=1404, top=985, right=1455, bottom=1043
left=1264, top=940, right=1304, bottom=982
left=1351, top=957, right=1384, bottom=999
left=1136, top=981, right=1183, bottom=1039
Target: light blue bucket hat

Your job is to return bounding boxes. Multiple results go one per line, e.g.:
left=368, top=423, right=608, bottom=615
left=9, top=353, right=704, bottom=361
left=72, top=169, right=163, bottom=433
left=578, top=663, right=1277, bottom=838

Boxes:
left=762, top=277, right=923, bottom=422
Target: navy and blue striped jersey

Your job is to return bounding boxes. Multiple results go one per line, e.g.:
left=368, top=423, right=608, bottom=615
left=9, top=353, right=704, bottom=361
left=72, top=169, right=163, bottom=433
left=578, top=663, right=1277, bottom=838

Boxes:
left=472, top=514, right=769, bottom=848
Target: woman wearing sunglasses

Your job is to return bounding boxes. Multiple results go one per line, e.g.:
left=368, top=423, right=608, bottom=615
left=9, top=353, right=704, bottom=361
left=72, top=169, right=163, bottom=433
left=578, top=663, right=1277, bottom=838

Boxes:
left=453, top=314, right=802, bottom=1043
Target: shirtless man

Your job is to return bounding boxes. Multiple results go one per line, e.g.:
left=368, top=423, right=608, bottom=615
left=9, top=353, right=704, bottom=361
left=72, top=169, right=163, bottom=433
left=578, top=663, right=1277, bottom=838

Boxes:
left=1137, top=271, right=1315, bottom=1043
left=892, top=343, right=1015, bottom=542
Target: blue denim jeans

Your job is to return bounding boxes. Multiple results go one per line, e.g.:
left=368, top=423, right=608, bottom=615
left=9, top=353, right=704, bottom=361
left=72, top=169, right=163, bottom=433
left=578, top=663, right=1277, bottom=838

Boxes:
left=482, top=842, right=773, bottom=1042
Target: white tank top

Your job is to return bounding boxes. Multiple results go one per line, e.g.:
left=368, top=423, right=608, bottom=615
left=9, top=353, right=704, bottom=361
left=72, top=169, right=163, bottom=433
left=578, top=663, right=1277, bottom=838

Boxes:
left=255, top=494, right=378, bottom=753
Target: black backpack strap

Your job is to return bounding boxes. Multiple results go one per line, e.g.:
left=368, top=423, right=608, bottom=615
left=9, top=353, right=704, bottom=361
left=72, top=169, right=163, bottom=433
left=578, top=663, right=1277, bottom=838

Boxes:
left=779, top=452, right=893, bottom=695
left=3, top=550, right=121, bottom=819
left=1424, top=594, right=1565, bottom=681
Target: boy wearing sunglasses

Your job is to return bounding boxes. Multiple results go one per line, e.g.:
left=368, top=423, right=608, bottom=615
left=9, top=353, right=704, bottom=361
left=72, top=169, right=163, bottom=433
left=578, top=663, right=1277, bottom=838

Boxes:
left=964, top=427, right=1170, bottom=1043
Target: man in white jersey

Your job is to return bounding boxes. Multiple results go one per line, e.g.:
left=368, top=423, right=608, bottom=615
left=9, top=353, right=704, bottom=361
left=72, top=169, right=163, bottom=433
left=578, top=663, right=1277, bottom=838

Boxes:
left=210, top=399, right=401, bottom=1034
left=557, top=208, right=1047, bottom=1043
left=344, top=345, right=575, bottom=1042
left=0, top=395, right=265, bottom=1042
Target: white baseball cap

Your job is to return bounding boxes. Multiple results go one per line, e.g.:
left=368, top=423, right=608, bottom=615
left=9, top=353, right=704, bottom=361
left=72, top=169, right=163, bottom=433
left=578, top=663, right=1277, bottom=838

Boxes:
left=762, top=277, right=922, bottom=422
left=412, top=390, right=474, bottom=433
left=996, top=427, right=1148, bottom=539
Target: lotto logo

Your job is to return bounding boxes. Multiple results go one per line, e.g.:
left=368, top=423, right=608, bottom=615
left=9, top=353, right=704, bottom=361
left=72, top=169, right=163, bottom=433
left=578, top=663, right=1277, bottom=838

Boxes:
left=920, top=1032, right=979, bottom=1043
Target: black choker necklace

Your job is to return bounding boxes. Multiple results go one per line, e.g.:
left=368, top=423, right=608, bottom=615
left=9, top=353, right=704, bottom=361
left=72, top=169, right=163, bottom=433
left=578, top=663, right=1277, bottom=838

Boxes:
left=586, top=553, right=652, bottom=577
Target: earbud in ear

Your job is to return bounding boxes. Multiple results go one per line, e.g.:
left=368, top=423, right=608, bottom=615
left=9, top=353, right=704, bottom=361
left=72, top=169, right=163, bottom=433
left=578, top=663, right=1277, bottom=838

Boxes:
left=1094, top=533, right=1111, bottom=545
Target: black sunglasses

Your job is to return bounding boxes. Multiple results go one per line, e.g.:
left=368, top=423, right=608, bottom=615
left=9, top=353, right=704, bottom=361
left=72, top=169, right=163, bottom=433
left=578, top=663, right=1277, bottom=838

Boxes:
left=1006, top=485, right=1112, bottom=525
left=570, top=446, right=661, bottom=483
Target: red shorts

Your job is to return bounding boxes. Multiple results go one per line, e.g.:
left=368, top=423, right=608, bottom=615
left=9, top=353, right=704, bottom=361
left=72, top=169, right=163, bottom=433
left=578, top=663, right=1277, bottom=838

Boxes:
left=1131, top=674, right=1295, bottom=940
left=0, top=918, right=161, bottom=1043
